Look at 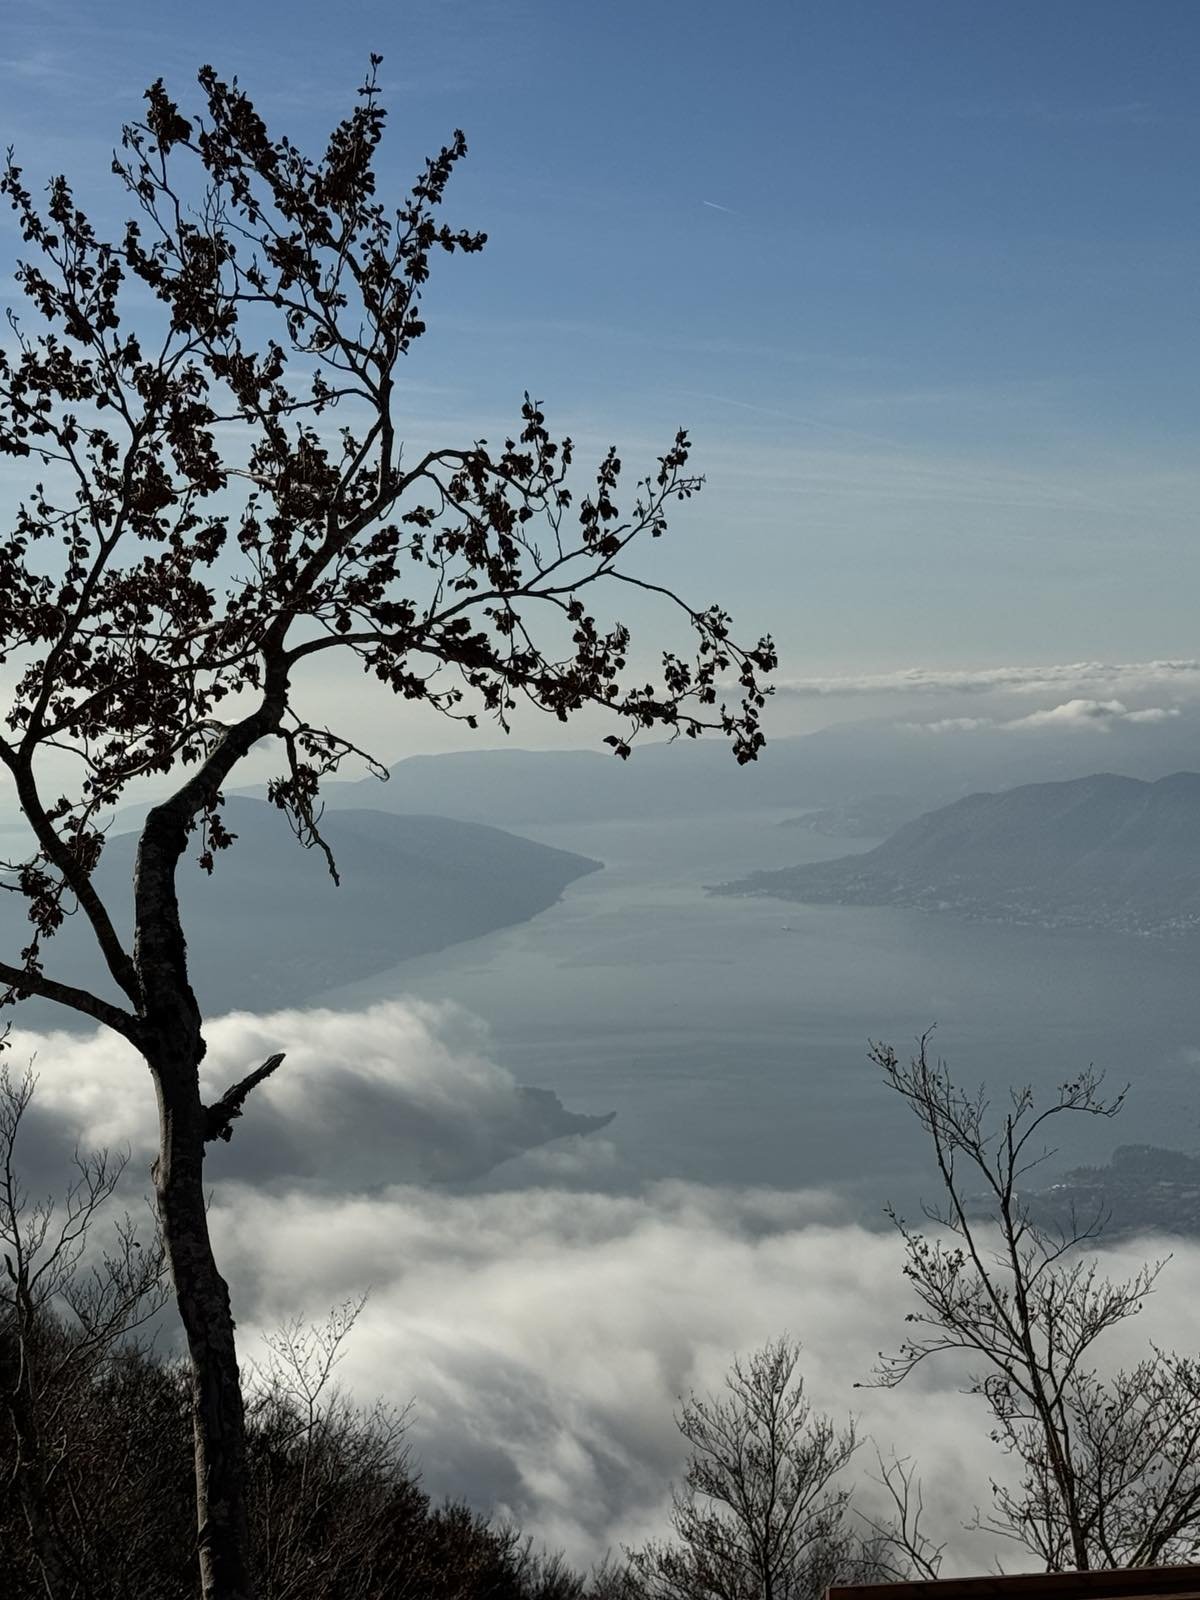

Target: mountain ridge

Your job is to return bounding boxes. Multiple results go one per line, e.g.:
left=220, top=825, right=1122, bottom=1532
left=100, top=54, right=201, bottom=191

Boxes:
left=212, top=707, right=1200, bottom=827
left=713, top=771, right=1200, bottom=937
left=0, top=798, right=602, bottom=1018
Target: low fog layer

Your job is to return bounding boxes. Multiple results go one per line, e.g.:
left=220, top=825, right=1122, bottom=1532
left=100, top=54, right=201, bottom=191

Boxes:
left=8, top=1000, right=1198, bottom=1572
left=209, top=1184, right=1191, bottom=1571
left=9, top=1001, right=614, bottom=1188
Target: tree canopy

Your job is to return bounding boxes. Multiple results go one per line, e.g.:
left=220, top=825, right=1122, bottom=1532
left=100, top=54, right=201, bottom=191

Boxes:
left=0, top=56, right=774, bottom=1021
left=0, top=57, right=775, bottom=1599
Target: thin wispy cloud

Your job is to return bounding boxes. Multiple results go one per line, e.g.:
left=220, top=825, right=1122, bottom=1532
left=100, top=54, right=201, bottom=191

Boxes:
left=1011, top=699, right=1180, bottom=730
left=773, top=659, right=1200, bottom=700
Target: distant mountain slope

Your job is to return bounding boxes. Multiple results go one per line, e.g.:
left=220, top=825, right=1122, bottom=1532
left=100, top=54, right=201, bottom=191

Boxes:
left=290, top=742, right=770, bottom=824
left=14, top=708, right=1200, bottom=840
left=281, top=708, right=1200, bottom=826
left=778, top=795, right=919, bottom=838
left=1, top=799, right=601, bottom=1017
left=714, top=772, right=1200, bottom=937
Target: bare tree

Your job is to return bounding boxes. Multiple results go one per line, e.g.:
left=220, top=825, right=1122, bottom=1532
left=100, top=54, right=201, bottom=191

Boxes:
left=867, top=1035, right=1200, bottom=1572
left=627, top=1337, right=860, bottom=1600
left=0, top=56, right=775, bottom=1597
left=0, top=1060, right=170, bottom=1597
left=241, top=1292, right=415, bottom=1600
left=245, top=1297, right=602, bottom=1599
left=853, top=1453, right=948, bottom=1583
left=0, top=1091, right=601, bottom=1600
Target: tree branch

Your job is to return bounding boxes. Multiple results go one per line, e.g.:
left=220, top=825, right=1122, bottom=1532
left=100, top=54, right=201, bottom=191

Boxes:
left=203, top=1053, right=285, bottom=1144
left=0, top=959, right=140, bottom=1039
left=0, top=750, right=141, bottom=1008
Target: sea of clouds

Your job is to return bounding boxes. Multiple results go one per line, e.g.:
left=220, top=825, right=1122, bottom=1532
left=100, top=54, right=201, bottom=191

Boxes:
left=6, top=998, right=1197, bottom=1574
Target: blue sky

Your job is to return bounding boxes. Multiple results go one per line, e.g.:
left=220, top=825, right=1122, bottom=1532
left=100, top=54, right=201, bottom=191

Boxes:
left=2, top=1, right=1198, bottom=749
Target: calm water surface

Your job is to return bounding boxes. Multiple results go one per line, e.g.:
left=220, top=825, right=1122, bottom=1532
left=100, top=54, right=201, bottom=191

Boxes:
left=322, top=811, right=1200, bottom=1210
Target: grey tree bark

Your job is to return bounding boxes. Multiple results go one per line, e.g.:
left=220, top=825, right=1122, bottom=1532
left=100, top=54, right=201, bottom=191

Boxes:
left=131, top=702, right=287, bottom=1600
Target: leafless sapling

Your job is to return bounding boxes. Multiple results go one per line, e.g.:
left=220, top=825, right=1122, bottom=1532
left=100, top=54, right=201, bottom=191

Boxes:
left=627, top=1337, right=860, bottom=1600
left=866, top=1036, right=1200, bottom=1573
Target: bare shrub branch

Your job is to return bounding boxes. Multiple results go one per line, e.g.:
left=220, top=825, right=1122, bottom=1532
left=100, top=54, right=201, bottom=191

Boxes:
left=626, top=1337, right=865, bottom=1600
left=866, top=1035, right=1200, bottom=1572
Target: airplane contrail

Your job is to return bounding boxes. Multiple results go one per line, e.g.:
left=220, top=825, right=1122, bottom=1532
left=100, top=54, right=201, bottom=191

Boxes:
left=701, top=199, right=738, bottom=214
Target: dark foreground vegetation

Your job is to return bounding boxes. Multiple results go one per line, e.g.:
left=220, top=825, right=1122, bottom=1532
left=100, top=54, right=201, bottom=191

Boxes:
left=0, top=1310, right=612, bottom=1600
left=1, top=1299, right=892, bottom=1600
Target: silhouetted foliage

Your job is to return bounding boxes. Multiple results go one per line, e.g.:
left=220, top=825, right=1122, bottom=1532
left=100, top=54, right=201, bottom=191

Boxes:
left=0, top=1314, right=609, bottom=1600
left=0, top=1061, right=176, bottom=1597
left=0, top=54, right=774, bottom=1597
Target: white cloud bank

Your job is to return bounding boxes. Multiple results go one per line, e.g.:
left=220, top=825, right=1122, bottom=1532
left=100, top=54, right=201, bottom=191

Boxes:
left=912, top=698, right=1183, bottom=734
left=210, top=1179, right=1199, bottom=1575
left=9, top=1003, right=1199, bottom=1575
left=8, top=1000, right=614, bottom=1189
left=1009, top=698, right=1180, bottom=730
left=774, top=659, right=1200, bottom=700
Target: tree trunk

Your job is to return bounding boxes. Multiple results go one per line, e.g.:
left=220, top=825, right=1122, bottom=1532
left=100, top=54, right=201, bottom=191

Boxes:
left=151, top=1048, right=256, bottom=1600
left=135, top=762, right=273, bottom=1600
